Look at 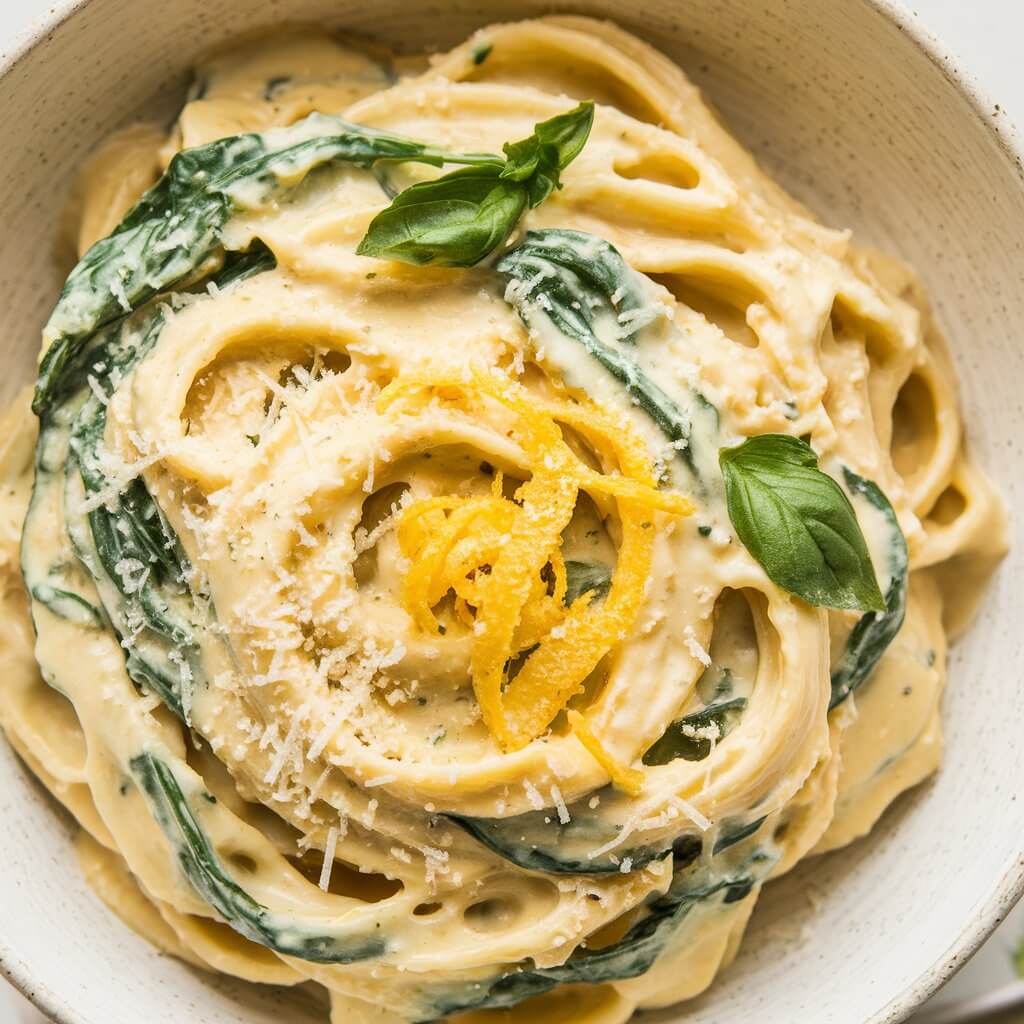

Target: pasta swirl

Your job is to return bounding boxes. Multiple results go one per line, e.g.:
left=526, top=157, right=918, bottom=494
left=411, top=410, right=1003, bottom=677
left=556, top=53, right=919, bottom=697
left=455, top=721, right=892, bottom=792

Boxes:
left=0, top=17, right=1006, bottom=1024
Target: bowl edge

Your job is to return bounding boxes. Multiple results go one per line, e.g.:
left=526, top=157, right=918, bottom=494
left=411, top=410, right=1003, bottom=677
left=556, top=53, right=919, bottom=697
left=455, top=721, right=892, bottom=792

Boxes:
left=0, top=1, right=1021, bottom=1022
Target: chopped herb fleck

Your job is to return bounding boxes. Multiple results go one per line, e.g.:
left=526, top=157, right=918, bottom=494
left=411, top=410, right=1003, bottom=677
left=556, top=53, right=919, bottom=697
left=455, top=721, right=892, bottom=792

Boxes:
left=263, top=75, right=292, bottom=101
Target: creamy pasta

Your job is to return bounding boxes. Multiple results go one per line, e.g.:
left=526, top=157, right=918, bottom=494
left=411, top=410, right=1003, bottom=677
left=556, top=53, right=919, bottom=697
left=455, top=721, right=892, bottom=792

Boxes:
left=0, top=17, right=1007, bottom=1024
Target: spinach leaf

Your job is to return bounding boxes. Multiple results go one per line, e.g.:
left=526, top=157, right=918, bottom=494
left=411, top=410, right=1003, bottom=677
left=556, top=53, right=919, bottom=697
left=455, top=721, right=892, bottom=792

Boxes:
left=497, top=229, right=717, bottom=480
left=642, top=698, right=747, bottom=765
left=712, top=815, right=767, bottom=855
left=28, top=243, right=391, bottom=964
left=28, top=246, right=276, bottom=723
left=131, top=753, right=386, bottom=963
left=422, top=850, right=770, bottom=1018
left=719, top=435, right=885, bottom=612
left=450, top=741, right=764, bottom=882
left=29, top=584, right=103, bottom=628
left=452, top=811, right=672, bottom=875
left=829, top=468, right=909, bottom=708
left=497, top=227, right=651, bottom=344
left=34, top=114, right=495, bottom=414
left=357, top=103, right=594, bottom=267
left=263, top=75, right=292, bottom=100
left=564, top=560, right=612, bottom=606
left=450, top=786, right=676, bottom=875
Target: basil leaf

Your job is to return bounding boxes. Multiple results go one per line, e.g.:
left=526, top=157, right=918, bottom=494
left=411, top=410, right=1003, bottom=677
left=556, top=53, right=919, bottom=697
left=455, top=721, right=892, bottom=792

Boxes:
left=357, top=102, right=594, bottom=267
left=500, top=101, right=595, bottom=206
left=719, top=435, right=886, bottom=612
left=356, top=164, right=524, bottom=267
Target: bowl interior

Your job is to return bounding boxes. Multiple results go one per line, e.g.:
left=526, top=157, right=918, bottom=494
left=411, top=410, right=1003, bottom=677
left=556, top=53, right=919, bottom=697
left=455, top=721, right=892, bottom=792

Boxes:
left=1, top=1, right=1022, bottom=1023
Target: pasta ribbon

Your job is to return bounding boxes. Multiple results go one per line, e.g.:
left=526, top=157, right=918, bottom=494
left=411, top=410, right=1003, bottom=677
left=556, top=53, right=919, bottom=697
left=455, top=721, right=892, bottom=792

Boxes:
left=383, top=371, right=693, bottom=751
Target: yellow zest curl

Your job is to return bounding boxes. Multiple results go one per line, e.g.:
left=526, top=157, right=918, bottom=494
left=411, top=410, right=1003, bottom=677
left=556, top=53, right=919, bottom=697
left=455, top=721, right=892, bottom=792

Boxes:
left=381, top=371, right=693, bottom=753
left=567, top=710, right=644, bottom=796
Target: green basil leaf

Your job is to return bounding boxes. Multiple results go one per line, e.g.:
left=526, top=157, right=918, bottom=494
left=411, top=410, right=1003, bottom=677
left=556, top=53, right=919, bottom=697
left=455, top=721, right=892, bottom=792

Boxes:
left=501, top=101, right=595, bottom=207
left=719, top=434, right=885, bottom=612
left=356, top=164, right=525, bottom=267
left=357, top=102, right=594, bottom=268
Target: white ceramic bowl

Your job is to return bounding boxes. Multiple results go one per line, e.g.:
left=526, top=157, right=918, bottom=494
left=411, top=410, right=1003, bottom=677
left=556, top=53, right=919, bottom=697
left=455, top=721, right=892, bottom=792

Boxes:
left=1, top=2, right=1021, bottom=1022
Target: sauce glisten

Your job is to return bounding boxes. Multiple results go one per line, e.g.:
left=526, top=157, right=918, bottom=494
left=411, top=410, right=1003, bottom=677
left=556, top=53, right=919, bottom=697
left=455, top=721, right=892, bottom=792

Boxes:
left=0, top=17, right=1007, bottom=1024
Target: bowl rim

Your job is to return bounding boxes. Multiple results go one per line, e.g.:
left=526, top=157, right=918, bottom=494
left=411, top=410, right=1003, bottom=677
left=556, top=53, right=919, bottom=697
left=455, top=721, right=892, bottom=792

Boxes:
left=0, top=1, right=1022, bottom=1022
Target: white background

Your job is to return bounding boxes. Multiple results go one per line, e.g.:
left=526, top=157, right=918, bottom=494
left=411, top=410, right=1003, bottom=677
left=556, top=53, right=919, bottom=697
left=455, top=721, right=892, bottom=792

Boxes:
left=0, top=0, right=1020, bottom=1021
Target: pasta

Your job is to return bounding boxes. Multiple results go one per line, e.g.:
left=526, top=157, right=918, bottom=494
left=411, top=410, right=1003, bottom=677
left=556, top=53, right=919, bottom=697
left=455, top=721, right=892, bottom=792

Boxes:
left=0, top=17, right=1007, bottom=1023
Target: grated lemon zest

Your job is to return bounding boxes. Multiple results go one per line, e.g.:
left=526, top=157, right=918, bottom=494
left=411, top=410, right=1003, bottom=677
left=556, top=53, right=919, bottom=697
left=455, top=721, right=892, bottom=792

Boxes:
left=382, top=371, right=692, bottom=751
left=567, top=710, right=644, bottom=796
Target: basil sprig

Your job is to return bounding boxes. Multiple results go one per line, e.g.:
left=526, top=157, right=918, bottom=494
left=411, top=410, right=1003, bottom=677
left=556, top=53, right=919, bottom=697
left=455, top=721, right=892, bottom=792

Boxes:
left=357, top=101, right=594, bottom=267
left=719, top=435, right=885, bottom=612
left=499, top=100, right=594, bottom=206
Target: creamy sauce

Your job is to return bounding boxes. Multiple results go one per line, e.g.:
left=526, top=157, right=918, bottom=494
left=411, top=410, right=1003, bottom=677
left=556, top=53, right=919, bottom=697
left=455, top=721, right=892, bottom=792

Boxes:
left=0, top=17, right=1006, bottom=1023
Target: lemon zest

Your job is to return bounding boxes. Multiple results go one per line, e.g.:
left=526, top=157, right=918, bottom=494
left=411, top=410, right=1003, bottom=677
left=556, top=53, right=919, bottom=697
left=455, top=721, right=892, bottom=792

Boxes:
left=567, top=710, right=644, bottom=796
left=383, top=371, right=692, bottom=752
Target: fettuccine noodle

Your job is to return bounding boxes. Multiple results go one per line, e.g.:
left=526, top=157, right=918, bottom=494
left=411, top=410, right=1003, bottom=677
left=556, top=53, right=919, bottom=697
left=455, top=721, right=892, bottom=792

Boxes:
left=0, top=18, right=1006, bottom=1023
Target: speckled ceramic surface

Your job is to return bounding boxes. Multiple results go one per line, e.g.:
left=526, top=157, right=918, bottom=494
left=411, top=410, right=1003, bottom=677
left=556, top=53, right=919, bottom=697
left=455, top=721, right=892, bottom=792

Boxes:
left=0, top=2, right=1021, bottom=1023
